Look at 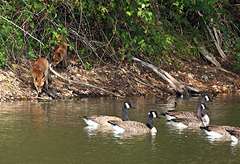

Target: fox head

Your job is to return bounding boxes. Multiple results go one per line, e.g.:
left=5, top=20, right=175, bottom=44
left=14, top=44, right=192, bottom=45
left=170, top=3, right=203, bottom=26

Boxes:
left=33, top=74, right=46, bottom=93
left=53, top=49, right=64, bottom=66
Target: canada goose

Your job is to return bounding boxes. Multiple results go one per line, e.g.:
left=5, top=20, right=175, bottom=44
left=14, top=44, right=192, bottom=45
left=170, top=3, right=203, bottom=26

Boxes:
left=201, top=94, right=212, bottom=103
left=226, top=130, right=240, bottom=142
left=163, top=103, right=210, bottom=126
left=80, top=101, right=135, bottom=128
left=162, top=94, right=211, bottom=121
left=108, top=111, right=160, bottom=134
left=169, top=117, right=203, bottom=129
left=200, top=125, right=240, bottom=139
left=168, top=103, right=210, bottom=128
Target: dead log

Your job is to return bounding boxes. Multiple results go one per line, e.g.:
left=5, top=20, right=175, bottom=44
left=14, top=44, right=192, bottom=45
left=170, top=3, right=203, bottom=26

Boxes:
left=132, top=57, right=202, bottom=95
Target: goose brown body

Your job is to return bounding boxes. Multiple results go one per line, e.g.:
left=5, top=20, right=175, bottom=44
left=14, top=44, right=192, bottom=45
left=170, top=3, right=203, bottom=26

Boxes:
left=201, top=125, right=240, bottom=139
left=226, top=130, right=240, bottom=142
left=163, top=96, right=211, bottom=126
left=170, top=117, right=205, bottom=128
left=165, top=110, right=197, bottom=120
left=167, top=103, right=209, bottom=128
left=83, top=115, right=122, bottom=128
left=108, top=111, right=160, bottom=134
left=108, top=120, right=153, bottom=133
left=81, top=102, right=135, bottom=129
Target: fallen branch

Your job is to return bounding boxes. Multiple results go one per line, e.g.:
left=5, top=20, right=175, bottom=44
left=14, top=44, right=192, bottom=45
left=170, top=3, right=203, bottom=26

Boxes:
left=132, top=57, right=202, bottom=95
left=197, top=11, right=227, bottom=61
left=194, top=38, right=221, bottom=68
left=194, top=38, right=235, bottom=75
left=49, top=63, right=124, bottom=98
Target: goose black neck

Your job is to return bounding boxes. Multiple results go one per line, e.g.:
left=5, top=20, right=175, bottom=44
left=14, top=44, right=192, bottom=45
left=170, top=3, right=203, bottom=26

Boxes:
left=197, top=105, right=206, bottom=118
left=146, top=114, right=154, bottom=129
left=122, top=104, right=129, bottom=121
left=201, top=95, right=211, bottom=103
left=201, top=97, right=206, bottom=104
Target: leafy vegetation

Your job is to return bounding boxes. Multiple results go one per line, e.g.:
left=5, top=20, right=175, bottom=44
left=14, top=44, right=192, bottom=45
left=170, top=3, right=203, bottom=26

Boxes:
left=0, top=0, right=239, bottom=72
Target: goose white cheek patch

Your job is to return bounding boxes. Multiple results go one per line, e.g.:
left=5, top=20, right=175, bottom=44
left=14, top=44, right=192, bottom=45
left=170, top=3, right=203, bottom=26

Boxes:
left=205, top=95, right=209, bottom=101
left=125, top=103, right=130, bottom=109
left=152, top=112, right=157, bottom=118
left=201, top=104, right=206, bottom=109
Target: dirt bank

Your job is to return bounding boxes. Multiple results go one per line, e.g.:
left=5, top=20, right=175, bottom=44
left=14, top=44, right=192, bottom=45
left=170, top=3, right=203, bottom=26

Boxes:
left=0, top=58, right=240, bottom=102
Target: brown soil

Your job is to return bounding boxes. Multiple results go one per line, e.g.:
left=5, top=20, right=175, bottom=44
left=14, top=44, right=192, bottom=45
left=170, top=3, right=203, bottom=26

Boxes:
left=0, top=58, right=240, bottom=102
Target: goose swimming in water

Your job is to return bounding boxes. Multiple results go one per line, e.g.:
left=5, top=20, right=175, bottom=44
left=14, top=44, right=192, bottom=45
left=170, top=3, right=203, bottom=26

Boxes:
left=162, top=94, right=211, bottom=123
left=108, top=111, right=160, bottom=134
left=163, top=103, right=210, bottom=128
left=80, top=101, right=135, bottom=129
left=201, top=125, right=240, bottom=140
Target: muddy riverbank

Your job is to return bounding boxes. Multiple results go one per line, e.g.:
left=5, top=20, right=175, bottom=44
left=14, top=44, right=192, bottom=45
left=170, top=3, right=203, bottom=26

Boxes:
left=0, top=58, right=240, bottom=102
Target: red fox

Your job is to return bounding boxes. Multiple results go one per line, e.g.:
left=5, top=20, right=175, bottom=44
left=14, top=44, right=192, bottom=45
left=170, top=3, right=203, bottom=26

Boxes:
left=32, top=57, right=52, bottom=95
left=53, top=35, right=67, bottom=68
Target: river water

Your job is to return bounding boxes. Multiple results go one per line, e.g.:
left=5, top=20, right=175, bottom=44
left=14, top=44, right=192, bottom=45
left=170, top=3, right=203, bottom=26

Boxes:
left=0, top=94, right=240, bottom=163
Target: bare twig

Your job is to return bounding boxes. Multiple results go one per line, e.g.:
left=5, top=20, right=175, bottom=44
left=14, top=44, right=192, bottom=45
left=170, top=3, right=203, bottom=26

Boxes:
left=97, top=20, right=118, bottom=64
left=48, top=19, right=99, bottom=59
left=194, top=38, right=236, bottom=76
left=0, top=14, right=44, bottom=46
left=22, top=0, right=31, bottom=8
left=1, top=0, right=13, bottom=9
left=194, top=38, right=221, bottom=68
left=197, top=11, right=227, bottom=61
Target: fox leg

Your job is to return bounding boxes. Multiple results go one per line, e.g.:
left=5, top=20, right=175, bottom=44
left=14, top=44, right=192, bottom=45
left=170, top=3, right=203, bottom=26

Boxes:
left=42, top=88, right=56, bottom=99
left=48, top=68, right=52, bottom=85
left=62, top=55, right=67, bottom=68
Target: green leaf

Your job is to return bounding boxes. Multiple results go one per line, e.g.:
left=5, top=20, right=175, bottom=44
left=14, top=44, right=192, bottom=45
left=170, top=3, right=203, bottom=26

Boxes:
left=126, top=11, right=132, bottom=16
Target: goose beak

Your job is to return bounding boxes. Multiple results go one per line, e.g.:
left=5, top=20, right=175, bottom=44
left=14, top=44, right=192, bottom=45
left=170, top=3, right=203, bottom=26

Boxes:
left=156, top=114, right=161, bottom=118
